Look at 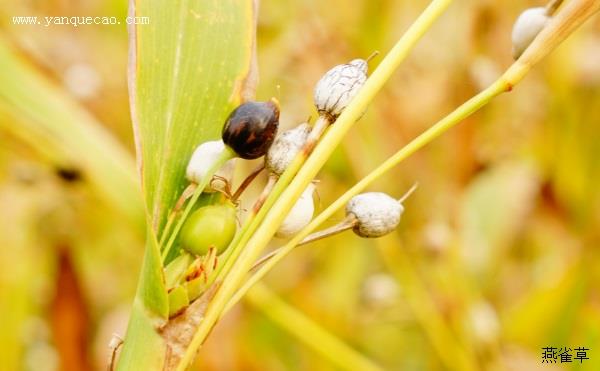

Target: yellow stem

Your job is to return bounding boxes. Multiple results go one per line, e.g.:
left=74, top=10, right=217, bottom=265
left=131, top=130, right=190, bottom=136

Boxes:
left=246, top=283, right=385, bottom=371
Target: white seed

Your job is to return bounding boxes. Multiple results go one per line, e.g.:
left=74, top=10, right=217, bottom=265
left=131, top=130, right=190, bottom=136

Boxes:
left=276, top=183, right=316, bottom=238
left=511, top=7, right=550, bottom=59
left=266, top=123, right=311, bottom=176
left=186, top=140, right=235, bottom=192
left=314, top=59, right=368, bottom=118
left=346, top=192, right=403, bottom=238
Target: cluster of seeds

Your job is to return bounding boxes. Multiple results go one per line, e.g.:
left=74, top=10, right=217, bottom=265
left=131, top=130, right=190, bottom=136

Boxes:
left=161, top=2, right=551, bottom=314
left=160, top=0, right=559, bottom=317
left=159, top=55, right=420, bottom=318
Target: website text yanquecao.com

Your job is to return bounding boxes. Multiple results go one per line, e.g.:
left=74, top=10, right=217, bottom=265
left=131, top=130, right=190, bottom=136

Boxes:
left=12, top=16, right=149, bottom=27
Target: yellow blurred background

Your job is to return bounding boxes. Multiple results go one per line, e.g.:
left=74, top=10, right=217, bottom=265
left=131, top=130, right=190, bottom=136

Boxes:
left=1, top=0, right=600, bottom=370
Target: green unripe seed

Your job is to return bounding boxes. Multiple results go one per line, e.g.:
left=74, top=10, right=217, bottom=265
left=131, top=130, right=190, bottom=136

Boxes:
left=180, top=202, right=237, bottom=256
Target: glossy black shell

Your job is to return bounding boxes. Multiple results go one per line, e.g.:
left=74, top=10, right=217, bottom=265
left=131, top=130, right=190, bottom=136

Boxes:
left=222, top=100, right=280, bottom=160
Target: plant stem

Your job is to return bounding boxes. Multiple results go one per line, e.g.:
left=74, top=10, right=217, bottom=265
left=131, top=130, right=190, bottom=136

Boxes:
left=245, top=283, right=385, bottom=371
left=251, top=174, right=277, bottom=213
left=174, top=1, right=453, bottom=369
left=304, top=115, right=331, bottom=153
left=226, top=114, right=331, bottom=273
left=232, top=164, right=265, bottom=202
left=249, top=215, right=357, bottom=272
left=397, top=182, right=419, bottom=203
left=294, top=215, right=357, bottom=246
left=214, top=115, right=330, bottom=286
left=212, top=172, right=278, bottom=283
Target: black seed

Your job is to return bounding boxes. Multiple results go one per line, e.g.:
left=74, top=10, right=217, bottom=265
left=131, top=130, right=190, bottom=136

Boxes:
left=222, top=99, right=280, bottom=160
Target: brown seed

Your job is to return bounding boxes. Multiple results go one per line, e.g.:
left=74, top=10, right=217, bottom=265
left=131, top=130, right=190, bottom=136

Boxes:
left=222, top=99, right=280, bottom=160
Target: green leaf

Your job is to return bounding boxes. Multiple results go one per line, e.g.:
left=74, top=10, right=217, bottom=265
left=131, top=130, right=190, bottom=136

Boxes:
left=130, top=0, right=257, bottom=233
left=118, top=0, right=256, bottom=368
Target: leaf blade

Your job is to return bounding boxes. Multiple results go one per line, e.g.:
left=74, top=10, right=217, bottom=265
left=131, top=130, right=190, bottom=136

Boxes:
left=130, top=0, right=256, bottom=232
left=118, top=0, right=257, bottom=368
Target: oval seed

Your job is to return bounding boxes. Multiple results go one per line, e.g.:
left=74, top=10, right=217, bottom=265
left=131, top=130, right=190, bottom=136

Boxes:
left=346, top=192, right=403, bottom=238
left=222, top=99, right=280, bottom=160
left=180, top=202, right=238, bottom=256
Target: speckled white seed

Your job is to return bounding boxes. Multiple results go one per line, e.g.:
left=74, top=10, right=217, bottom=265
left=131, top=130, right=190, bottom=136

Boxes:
left=186, top=140, right=235, bottom=192
left=511, top=7, right=550, bottom=59
left=346, top=192, right=403, bottom=238
left=314, top=59, right=368, bottom=118
left=266, top=123, right=311, bottom=176
left=276, top=183, right=316, bottom=238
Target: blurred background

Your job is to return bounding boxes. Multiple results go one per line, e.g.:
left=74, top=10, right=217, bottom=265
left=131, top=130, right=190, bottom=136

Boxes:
left=1, top=0, right=600, bottom=370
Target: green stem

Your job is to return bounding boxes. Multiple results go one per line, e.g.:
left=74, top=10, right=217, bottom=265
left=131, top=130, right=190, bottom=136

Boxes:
left=246, top=283, right=385, bottom=371
left=161, top=147, right=235, bottom=262
left=175, top=1, right=453, bottom=369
